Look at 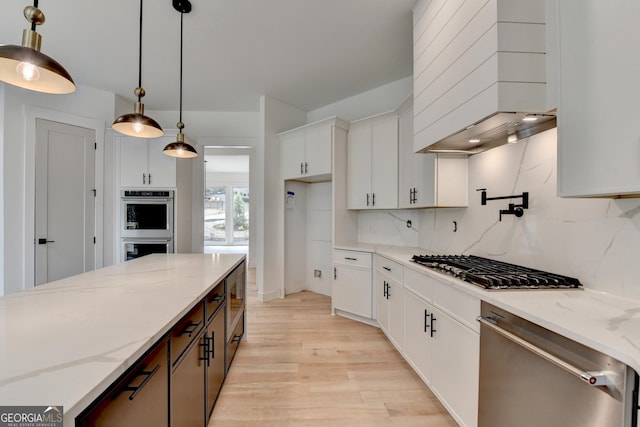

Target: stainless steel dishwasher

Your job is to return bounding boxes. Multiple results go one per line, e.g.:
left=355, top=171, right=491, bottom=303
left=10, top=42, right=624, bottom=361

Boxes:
left=478, top=302, right=639, bottom=427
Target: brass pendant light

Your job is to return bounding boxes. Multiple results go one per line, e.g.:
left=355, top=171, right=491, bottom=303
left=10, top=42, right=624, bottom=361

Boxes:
left=0, top=1, right=75, bottom=94
left=112, top=0, right=163, bottom=138
left=163, top=0, right=198, bottom=158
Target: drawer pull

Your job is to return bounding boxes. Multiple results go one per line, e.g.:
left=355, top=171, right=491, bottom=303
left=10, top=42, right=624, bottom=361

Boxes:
left=344, top=257, right=357, bottom=261
left=121, top=364, right=160, bottom=401
left=382, top=266, right=391, bottom=272
left=209, top=331, right=215, bottom=360
left=232, top=334, right=242, bottom=344
left=208, top=294, right=224, bottom=303
left=181, top=320, right=202, bottom=337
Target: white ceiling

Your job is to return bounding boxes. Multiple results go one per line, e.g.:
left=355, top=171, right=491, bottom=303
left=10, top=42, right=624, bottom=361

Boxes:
left=0, top=0, right=415, bottom=112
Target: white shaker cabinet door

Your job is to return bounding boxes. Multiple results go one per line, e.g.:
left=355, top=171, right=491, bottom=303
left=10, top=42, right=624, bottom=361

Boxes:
left=370, top=115, right=398, bottom=209
left=431, top=308, right=479, bottom=427
left=148, top=137, right=176, bottom=188
left=304, top=124, right=332, bottom=177
left=403, top=291, right=433, bottom=385
left=280, top=132, right=306, bottom=180
left=120, top=137, right=150, bottom=187
left=346, top=122, right=372, bottom=209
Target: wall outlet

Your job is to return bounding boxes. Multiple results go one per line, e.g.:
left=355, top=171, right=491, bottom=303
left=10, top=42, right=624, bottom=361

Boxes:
left=314, top=269, right=322, bottom=278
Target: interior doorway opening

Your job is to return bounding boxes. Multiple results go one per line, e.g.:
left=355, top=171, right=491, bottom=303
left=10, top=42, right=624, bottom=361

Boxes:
left=204, top=152, right=249, bottom=256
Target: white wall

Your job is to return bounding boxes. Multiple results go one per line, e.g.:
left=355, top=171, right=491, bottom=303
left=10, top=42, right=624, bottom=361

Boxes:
left=258, top=96, right=306, bottom=302
left=1, top=83, right=115, bottom=295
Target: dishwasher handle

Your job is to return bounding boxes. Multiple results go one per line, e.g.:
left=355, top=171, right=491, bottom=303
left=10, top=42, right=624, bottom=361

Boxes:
left=477, top=316, right=619, bottom=393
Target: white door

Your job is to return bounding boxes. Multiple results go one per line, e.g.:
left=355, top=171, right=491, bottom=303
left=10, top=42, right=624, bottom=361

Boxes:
left=35, top=119, right=96, bottom=285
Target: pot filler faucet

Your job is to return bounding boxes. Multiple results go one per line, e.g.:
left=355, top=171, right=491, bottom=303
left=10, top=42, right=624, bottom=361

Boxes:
left=476, top=189, right=529, bottom=221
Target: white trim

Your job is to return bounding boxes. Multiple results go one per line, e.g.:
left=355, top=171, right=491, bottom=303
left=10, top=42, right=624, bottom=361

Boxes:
left=257, top=288, right=281, bottom=302
left=24, top=106, right=105, bottom=289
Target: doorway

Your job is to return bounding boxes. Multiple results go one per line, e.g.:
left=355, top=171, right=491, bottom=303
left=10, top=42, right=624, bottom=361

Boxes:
left=204, top=153, right=249, bottom=255
left=34, top=119, right=96, bottom=285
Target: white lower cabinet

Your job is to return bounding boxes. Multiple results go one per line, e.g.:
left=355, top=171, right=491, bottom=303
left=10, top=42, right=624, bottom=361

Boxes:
left=375, top=255, right=404, bottom=350
left=403, top=267, right=480, bottom=427
left=332, top=250, right=373, bottom=319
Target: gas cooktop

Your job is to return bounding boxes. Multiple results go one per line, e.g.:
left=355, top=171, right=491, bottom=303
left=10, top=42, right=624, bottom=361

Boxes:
left=411, top=254, right=583, bottom=290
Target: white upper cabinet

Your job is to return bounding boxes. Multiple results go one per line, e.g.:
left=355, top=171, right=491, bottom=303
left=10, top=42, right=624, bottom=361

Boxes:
left=556, top=0, right=640, bottom=197
left=397, top=96, right=468, bottom=208
left=413, top=0, right=549, bottom=152
left=119, top=136, right=177, bottom=188
left=279, top=117, right=347, bottom=182
left=347, top=112, right=398, bottom=210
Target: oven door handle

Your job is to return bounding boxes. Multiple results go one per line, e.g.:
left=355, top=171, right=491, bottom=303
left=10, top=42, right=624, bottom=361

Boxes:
left=477, top=316, right=620, bottom=394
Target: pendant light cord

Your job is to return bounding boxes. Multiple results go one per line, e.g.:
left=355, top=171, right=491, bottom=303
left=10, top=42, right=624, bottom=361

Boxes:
left=179, top=11, right=183, bottom=128
left=137, top=0, right=143, bottom=101
left=31, top=0, right=39, bottom=31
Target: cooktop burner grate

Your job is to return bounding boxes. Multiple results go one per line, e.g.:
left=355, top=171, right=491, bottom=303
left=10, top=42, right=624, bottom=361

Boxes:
left=411, top=255, right=582, bottom=290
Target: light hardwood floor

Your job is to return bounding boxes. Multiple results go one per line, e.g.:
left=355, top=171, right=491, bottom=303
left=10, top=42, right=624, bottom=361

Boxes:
left=209, top=269, right=458, bottom=426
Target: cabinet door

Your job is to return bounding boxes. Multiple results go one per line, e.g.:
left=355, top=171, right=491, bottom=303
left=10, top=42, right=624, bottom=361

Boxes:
left=304, top=124, right=332, bottom=177
left=120, top=137, right=149, bottom=187
left=78, top=341, right=169, bottom=427
left=171, top=329, right=206, bottom=427
left=398, top=103, right=418, bottom=209
left=376, top=274, right=389, bottom=333
left=370, top=115, right=398, bottom=209
left=434, top=155, right=467, bottom=207
left=557, top=0, right=640, bottom=197
left=206, top=308, right=226, bottom=417
left=280, top=132, right=305, bottom=180
left=148, top=137, right=176, bottom=188
left=431, top=307, right=479, bottom=427
left=403, top=291, right=432, bottom=385
left=387, top=281, right=404, bottom=350
left=333, top=264, right=372, bottom=318
left=347, top=122, right=372, bottom=209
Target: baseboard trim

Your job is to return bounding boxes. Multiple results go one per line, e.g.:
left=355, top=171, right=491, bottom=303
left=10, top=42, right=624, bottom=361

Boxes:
left=258, top=288, right=281, bottom=302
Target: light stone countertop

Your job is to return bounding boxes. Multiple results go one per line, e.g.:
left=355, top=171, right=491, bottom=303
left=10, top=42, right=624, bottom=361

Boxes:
left=0, top=253, right=245, bottom=425
left=351, top=244, right=640, bottom=376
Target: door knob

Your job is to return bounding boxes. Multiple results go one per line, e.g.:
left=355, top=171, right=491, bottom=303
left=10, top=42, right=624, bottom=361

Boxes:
left=38, top=238, right=55, bottom=244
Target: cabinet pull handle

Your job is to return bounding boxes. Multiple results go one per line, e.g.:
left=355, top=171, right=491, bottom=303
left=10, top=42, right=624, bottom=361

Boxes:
left=366, top=193, right=369, bottom=206
left=148, top=173, right=151, bottom=185
left=121, top=364, right=160, bottom=401
left=372, top=193, right=375, bottom=206
left=232, top=334, right=242, bottom=344
left=424, top=309, right=429, bottom=333
left=413, top=188, right=417, bottom=203
left=208, top=294, right=224, bottom=303
left=344, top=257, right=357, bottom=261
left=304, top=162, right=308, bottom=174
left=199, top=336, right=210, bottom=367
left=334, top=267, right=337, bottom=280
left=181, top=320, right=202, bottom=337
left=300, top=162, right=304, bottom=174
left=209, top=331, right=215, bottom=360
left=382, top=266, right=391, bottom=272
left=430, top=313, right=437, bottom=337
left=142, top=173, right=146, bottom=185
left=409, top=188, right=413, bottom=204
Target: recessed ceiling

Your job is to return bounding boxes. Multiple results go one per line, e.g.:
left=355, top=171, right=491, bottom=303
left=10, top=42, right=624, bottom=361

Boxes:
left=0, top=0, right=415, bottom=112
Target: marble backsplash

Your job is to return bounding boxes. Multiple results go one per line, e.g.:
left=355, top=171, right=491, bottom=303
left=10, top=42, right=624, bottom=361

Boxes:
left=358, top=128, right=640, bottom=301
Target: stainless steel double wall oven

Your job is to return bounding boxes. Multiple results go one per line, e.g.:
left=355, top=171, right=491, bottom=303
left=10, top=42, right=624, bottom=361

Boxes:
left=121, top=190, right=174, bottom=261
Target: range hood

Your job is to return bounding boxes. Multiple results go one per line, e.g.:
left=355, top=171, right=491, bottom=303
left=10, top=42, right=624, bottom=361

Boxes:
left=420, top=112, right=557, bottom=155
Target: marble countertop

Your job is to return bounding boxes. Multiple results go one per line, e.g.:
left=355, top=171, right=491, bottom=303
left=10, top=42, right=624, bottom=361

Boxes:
left=341, top=244, right=640, bottom=375
left=0, top=253, right=245, bottom=425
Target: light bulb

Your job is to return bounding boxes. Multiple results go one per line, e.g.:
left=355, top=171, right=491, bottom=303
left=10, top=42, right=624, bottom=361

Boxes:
left=16, top=62, right=39, bottom=81
left=133, top=122, right=144, bottom=134
left=177, top=147, right=184, bottom=155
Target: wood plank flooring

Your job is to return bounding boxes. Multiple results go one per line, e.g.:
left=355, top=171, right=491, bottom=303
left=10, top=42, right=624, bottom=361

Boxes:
left=209, top=270, right=458, bottom=426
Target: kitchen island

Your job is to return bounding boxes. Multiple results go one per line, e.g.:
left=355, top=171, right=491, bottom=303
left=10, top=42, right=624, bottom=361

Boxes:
left=0, top=253, right=245, bottom=426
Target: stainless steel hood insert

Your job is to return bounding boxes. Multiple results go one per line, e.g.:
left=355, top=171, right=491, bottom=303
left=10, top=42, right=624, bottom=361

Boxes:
left=421, top=112, right=557, bottom=155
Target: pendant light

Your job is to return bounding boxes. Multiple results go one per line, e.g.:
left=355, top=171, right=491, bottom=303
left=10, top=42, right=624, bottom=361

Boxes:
left=163, top=0, right=198, bottom=158
left=0, top=1, right=75, bottom=94
left=112, top=0, right=163, bottom=139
